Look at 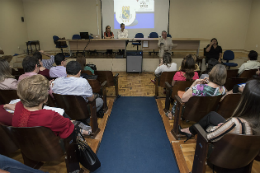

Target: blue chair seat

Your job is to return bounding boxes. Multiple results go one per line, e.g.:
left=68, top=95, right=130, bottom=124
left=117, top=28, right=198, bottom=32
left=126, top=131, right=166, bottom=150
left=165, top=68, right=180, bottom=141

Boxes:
left=223, top=63, right=238, bottom=67
left=132, top=42, right=141, bottom=45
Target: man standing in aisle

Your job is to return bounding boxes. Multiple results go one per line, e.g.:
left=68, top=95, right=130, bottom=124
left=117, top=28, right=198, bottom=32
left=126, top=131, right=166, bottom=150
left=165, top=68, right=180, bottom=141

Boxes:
left=158, top=31, right=175, bottom=62
left=117, top=23, right=129, bottom=55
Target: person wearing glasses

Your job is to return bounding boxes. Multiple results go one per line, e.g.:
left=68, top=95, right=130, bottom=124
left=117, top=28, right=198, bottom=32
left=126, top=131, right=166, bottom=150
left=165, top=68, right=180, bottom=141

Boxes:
left=49, top=53, right=67, bottom=78
left=104, top=25, right=114, bottom=55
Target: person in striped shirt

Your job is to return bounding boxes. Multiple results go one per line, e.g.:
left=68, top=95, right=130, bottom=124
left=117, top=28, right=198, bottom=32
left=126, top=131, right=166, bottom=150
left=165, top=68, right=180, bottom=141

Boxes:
left=39, top=50, right=55, bottom=69
left=179, top=79, right=260, bottom=142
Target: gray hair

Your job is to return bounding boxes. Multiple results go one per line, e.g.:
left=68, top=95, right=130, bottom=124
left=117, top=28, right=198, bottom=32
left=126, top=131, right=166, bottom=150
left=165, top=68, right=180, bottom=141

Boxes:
left=163, top=52, right=172, bottom=67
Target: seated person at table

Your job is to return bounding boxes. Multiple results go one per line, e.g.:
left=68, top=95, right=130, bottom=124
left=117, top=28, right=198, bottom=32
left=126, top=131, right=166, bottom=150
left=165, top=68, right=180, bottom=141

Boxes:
left=0, top=59, right=18, bottom=90
left=205, top=38, right=222, bottom=63
left=12, top=75, right=91, bottom=138
left=104, top=25, right=114, bottom=39
left=238, top=50, right=260, bottom=75
left=154, top=52, right=177, bottom=75
left=38, top=50, right=55, bottom=69
left=49, top=53, right=67, bottom=78
left=18, top=56, right=40, bottom=81
left=52, top=61, right=104, bottom=116
left=200, top=58, right=219, bottom=79
left=178, top=54, right=200, bottom=71
left=117, top=23, right=128, bottom=55
left=33, top=52, right=50, bottom=79
left=166, top=64, right=227, bottom=119
left=172, top=54, right=199, bottom=87
left=104, top=25, right=114, bottom=55
left=179, top=79, right=260, bottom=142
left=158, top=30, right=174, bottom=59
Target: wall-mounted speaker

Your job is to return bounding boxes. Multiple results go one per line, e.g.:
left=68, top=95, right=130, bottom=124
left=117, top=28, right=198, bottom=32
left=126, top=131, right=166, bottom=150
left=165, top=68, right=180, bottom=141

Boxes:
left=21, top=17, right=24, bottom=22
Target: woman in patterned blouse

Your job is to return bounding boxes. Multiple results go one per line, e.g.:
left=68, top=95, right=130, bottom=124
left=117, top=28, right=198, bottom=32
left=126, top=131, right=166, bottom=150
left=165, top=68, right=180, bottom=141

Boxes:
left=166, top=64, right=227, bottom=119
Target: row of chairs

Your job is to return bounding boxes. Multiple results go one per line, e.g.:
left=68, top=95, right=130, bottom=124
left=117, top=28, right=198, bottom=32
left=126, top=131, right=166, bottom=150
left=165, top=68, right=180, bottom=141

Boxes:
left=158, top=69, right=260, bottom=172
left=154, top=69, right=258, bottom=98
left=0, top=122, right=83, bottom=172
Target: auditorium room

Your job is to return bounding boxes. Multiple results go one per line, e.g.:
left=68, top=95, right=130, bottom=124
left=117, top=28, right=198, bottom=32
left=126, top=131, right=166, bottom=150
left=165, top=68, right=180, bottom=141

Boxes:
left=1, top=0, right=260, bottom=172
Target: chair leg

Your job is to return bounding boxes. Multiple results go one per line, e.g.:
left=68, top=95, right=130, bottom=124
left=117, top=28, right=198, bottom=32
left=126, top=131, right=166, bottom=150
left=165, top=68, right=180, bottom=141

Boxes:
left=89, top=102, right=100, bottom=138
left=171, top=101, right=183, bottom=140
left=22, top=153, right=43, bottom=169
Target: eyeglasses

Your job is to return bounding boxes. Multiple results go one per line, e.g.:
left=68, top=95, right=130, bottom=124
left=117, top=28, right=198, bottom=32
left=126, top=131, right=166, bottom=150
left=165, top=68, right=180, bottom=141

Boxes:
left=37, top=63, right=41, bottom=67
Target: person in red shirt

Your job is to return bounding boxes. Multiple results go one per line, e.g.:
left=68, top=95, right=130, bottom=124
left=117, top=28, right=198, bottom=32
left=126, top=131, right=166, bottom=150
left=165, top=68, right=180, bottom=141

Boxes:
left=12, top=75, right=91, bottom=139
left=33, top=52, right=50, bottom=79
left=104, top=25, right=114, bottom=55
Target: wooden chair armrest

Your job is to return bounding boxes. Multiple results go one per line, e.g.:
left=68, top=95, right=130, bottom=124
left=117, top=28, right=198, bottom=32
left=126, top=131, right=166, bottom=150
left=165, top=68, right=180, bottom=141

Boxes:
left=87, top=94, right=98, bottom=104
left=165, top=82, right=171, bottom=89
left=174, top=95, right=184, bottom=105
left=113, top=73, right=119, bottom=78
left=101, top=81, right=107, bottom=87
left=194, top=124, right=208, bottom=142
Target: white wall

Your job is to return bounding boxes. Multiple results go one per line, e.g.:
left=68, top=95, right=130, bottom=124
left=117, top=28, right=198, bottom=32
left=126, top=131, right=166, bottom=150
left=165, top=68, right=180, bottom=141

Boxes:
left=0, top=0, right=28, bottom=55
left=22, top=0, right=101, bottom=51
left=169, top=0, right=252, bottom=50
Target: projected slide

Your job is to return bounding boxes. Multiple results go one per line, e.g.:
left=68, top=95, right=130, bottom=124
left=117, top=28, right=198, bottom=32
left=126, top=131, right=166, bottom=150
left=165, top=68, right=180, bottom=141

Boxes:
left=114, top=0, right=154, bottom=29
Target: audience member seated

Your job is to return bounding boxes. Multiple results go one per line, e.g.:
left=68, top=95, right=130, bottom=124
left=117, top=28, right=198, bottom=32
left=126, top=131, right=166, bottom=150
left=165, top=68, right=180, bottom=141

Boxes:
left=205, top=38, right=222, bottom=63
left=52, top=61, right=104, bottom=116
left=49, top=53, right=67, bottom=78
left=178, top=54, right=200, bottom=71
left=33, top=52, right=50, bottom=79
left=171, top=54, right=199, bottom=87
left=39, top=50, right=55, bottom=69
left=179, top=79, right=260, bottom=142
left=12, top=75, right=92, bottom=138
left=76, top=55, right=95, bottom=75
left=18, top=56, right=40, bottom=82
left=0, top=59, right=18, bottom=90
left=200, top=58, right=219, bottom=79
left=238, top=50, right=260, bottom=75
left=154, top=52, right=177, bottom=75
left=0, top=154, right=45, bottom=173
left=166, top=64, right=227, bottom=119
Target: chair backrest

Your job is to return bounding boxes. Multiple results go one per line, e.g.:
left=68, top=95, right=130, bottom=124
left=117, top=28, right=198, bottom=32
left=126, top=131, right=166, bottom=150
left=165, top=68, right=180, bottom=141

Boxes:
left=149, top=32, right=159, bottom=38
left=171, top=81, right=193, bottom=99
left=72, top=34, right=81, bottom=40
left=87, top=79, right=101, bottom=94
left=0, top=124, right=19, bottom=156
left=217, top=94, right=241, bottom=119
left=223, top=50, right=235, bottom=61
left=53, top=35, right=59, bottom=43
left=12, top=68, right=24, bottom=76
left=224, top=77, right=248, bottom=91
left=226, top=69, right=239, bottom=78
left=135, top=33, right=144, bottom=38
left=82, top=70, right=93, bottom=76
left=159, top=71, right=177, bottom=87
left=47, top=95, right=56, bottom=107
left=11, top=126, right=64, bottom=162
left=52, top=94, right=90, bottom=120
left=0, top=90, right=18, bottom=104
left=167, top=34, right=172, bottom=38
left=183, top=95, right=222, bottom=122
left=239, top=69, right=258, bottom=78
left=208, top=133, right=260, bottom=169
left=95, top=71, right=115, bottom=87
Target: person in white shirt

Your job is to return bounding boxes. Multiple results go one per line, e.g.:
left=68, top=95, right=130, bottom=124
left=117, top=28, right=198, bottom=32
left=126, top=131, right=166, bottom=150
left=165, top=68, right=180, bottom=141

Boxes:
left=158, top=31, right=175, bottom=60
left=238, top=50, right=260, bottom=75
left=154, top=52, right=177, bottom=75
left=117, top=23, right=129, bottom=55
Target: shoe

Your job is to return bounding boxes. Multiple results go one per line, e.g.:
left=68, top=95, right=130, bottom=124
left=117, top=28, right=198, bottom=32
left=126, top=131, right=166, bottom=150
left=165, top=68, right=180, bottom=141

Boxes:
left=178, top=125, right=192, bottom=143
left=150, top=79, right=155, bottom=84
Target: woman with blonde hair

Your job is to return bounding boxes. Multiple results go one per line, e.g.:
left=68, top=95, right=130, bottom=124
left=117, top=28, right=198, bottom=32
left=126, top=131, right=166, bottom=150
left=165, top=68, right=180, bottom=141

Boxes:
left=12, top=75, right=91, bottom=138
left=0, top=59, right=17, bottom=90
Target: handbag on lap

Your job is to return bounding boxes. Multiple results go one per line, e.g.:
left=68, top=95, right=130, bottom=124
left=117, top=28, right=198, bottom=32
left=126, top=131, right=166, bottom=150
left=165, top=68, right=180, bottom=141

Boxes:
left=74, top=124, right=101, bottom=171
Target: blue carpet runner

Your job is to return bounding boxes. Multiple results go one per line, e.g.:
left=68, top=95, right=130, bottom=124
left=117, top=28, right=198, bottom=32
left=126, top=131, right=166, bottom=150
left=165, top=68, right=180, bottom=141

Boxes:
left=93, top=97, right=179, bottom=173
